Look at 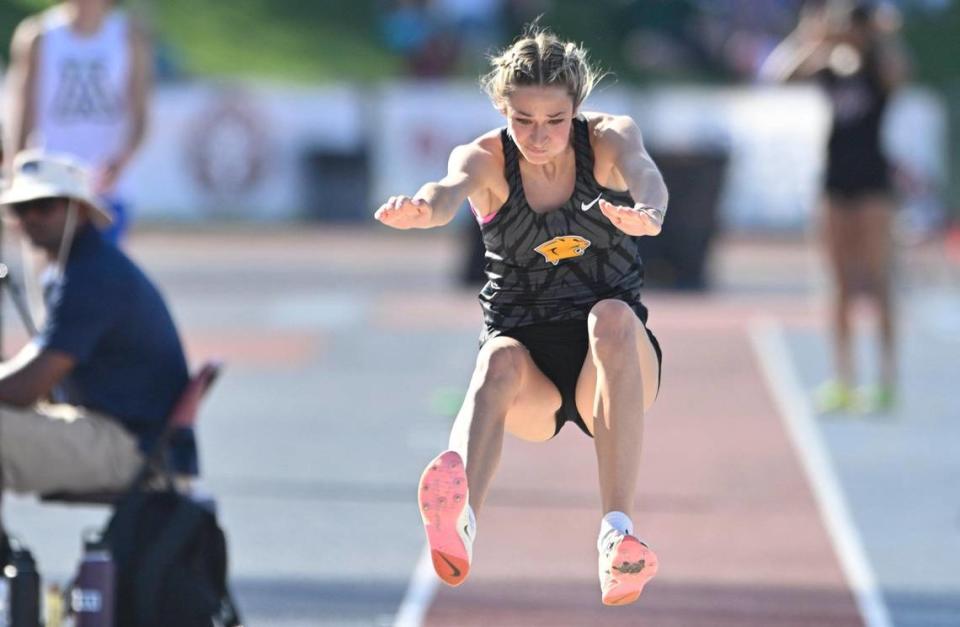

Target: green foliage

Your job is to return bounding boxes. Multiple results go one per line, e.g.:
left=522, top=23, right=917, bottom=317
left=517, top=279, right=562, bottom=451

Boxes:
left=149, top=0, right=400, bottom=81
left=901, top=5, right=960, bottom=90
left=0, top=1, right=43, bottom=60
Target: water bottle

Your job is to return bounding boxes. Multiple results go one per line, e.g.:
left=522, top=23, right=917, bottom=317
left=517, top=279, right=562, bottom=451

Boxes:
left=70, top=532, right=114, bottom=627
left=43, top=584, right=64, bottom=627
left=6, top=539, right=40, bottom=627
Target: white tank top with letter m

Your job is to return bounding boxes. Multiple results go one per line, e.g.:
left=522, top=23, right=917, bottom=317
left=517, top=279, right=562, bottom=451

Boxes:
left=33, top=7, right=131, bottom=169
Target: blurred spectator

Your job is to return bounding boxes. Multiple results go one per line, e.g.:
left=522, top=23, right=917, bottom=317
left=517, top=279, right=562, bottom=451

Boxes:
left=0, top=152, right=193, bottom=559
left=704, top=0, right=804, bottom=79
left=152, top=37, right=186, bottom=82
left=616, top=1, right=714, bottom=78
left=434, top=0, right=505, bottom=66
left=3, top=0, right=152, bottom=246
left=379, top=0, right=461, bottom=77
left=762, top=1, right=910, bottom=414
left=380, top=0, right=434, bottom=56
left=676, top=0, right=804, bottom=80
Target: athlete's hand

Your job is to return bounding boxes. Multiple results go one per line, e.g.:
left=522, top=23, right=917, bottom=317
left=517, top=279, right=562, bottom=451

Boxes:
left=599, top=199, right=663, bottom=237
left=374, top=196, right=433, bottom=229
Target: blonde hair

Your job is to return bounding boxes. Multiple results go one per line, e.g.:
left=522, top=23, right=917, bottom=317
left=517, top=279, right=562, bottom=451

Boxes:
left=481, top=24, right=602, bottom=112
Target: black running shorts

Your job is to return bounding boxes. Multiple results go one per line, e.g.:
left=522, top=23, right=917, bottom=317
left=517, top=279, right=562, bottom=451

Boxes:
left=483, top=319, right=662, bottom=437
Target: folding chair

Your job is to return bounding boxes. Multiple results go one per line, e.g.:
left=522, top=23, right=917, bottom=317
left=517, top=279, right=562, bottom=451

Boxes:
left=41, top=360, right=223, bottom=506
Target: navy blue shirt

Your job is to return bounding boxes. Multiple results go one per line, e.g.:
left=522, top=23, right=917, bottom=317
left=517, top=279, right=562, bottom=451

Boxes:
left=38, top=224, right=196, bottom=473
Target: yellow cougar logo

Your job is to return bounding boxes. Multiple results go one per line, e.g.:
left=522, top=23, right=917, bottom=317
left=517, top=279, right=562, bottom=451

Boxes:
left=534, top=235, right=591, bottom=265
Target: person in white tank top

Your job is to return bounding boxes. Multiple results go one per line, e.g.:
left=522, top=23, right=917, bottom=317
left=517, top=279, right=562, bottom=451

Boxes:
left=4, top=0, right=151, bottom=244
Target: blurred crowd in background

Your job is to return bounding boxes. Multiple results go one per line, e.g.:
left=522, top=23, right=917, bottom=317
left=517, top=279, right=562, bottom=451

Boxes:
left=1, top=1, right=952, bottom=85
left=376, top=0, right=952, bottom=82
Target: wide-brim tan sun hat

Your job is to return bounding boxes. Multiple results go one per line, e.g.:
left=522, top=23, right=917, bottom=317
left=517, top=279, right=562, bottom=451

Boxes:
left=0, top=150, right=114, bottom=228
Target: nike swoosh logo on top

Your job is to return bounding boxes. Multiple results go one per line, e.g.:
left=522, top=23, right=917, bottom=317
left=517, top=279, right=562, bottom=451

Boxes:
left=438, top=552, right=461, bottom=578
left=581, top=193, right=602, bottom=212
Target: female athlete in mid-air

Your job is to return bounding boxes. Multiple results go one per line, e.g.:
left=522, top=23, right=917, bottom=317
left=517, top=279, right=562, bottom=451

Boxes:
left=376, top=25, right=668, bottom=605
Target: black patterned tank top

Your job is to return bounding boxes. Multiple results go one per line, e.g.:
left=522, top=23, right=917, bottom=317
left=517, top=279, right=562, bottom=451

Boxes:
left=477, top=117, right=648, bottom=338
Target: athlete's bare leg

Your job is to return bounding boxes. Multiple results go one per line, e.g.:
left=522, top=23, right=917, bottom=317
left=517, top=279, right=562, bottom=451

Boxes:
left=448, top=337, right=561, bottom=516
left=575, top=300, right=660, bottom=518
left=855, top=195, right=897, bottom=389
left=823, top=196, right=860, bottom=387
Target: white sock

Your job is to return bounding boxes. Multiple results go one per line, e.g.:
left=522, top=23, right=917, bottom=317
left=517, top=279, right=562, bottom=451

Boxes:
left=598, top=511, right=633, bottom=551
left=466, top=504, right=477, bottom=539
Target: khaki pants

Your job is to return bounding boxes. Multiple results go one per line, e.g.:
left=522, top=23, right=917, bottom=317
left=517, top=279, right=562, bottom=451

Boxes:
left=0, top=403, right=143, bottom=494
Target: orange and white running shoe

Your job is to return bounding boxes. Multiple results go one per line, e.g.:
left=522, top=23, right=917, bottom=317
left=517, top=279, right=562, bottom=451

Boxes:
left=418, top=450, right=474, bottom=587
left=599, top=530, right=659, bottom=606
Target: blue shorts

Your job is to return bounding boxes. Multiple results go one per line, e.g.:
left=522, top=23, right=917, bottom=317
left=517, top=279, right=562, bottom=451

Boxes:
left=101, top=197, right=129, bottom=245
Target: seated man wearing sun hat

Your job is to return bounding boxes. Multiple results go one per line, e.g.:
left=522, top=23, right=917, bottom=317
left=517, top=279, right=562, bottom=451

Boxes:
left=0, top=151, right=195, bottom=555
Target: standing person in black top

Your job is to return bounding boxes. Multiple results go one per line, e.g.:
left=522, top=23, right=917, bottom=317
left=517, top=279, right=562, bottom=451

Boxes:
left=762, top=2, right=908, bottom=413
left=375, top=25, right=668, bottom=605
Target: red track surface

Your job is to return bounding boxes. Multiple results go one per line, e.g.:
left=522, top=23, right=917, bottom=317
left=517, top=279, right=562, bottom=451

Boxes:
left=425, top=301, right=863, bottom=626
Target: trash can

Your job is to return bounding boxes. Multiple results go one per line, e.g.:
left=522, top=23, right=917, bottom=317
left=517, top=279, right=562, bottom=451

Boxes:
left=302, top=149, right=370, bottom=222
left=638, top=150, right=728, bottom=290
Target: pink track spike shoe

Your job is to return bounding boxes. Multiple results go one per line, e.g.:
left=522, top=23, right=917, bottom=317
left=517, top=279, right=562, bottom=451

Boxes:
left=418, top=450, right=473, bottom=586
left=599, top=531, right=659, bottom=606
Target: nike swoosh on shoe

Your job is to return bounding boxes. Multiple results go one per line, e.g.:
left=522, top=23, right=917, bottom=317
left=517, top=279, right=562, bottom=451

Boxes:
left=418, top=450, right=472, bottom=586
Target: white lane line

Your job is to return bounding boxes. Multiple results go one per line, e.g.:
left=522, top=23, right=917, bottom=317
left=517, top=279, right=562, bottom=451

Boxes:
left=748, top=317, right=893, bottom=627
left=393, top=544, right=439, bottom=627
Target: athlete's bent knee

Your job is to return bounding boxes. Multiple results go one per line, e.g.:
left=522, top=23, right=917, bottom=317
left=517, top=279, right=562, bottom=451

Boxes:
left=477, top=342, right=526, bottom=388
left=588, top=299, right=638, bottom=359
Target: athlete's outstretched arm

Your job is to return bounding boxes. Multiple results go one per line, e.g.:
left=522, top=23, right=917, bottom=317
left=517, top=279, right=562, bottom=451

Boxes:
left=598, top=116, right=668, bottom=238
left=127, top=20, right=152, bottom=162
left=3, top=17, right=41, bottom=176
left=876, top=36, right=910, bottom=93
left=758, top=35, right=829, bottom=82
left=759, top=5, right=833, bottom=82
left=95, top=18, right=153, bottom=194
left=375, top=143, right=491, bottom=230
